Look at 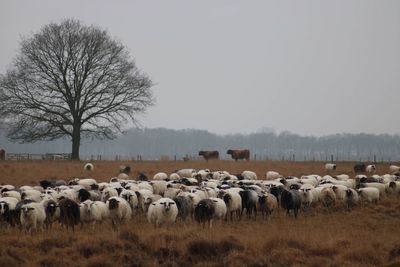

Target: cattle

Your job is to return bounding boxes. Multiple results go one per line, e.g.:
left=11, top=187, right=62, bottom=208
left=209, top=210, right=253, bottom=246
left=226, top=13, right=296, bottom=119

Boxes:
left=227, top=149, right=250, bottom=161
left=0, top=148, right=5, bottom=160
left=198, top=150, right=219, bottom=161
left=353, top=163, right=366, bottom=173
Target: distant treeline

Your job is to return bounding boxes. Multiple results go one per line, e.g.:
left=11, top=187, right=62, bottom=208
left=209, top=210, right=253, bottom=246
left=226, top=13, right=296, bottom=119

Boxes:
left=1, top=127, right=400, bottom=162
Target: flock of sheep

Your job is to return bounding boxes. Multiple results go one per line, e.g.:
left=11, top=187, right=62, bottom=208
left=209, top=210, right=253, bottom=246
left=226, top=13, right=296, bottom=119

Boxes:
left=1, top=162, right=400, bottom=233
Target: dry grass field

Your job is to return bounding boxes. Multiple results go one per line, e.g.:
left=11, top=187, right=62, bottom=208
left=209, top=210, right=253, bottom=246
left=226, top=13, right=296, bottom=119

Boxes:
left=0, top=160, right=400, bottom=267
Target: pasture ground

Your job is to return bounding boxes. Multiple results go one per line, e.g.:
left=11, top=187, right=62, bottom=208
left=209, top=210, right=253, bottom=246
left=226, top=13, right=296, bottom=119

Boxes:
left=0, top=160, right=400, bottom=267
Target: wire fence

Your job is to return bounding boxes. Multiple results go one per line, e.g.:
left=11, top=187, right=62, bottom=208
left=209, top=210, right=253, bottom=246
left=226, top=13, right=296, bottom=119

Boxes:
left=2, top=152, right=398, bottom=164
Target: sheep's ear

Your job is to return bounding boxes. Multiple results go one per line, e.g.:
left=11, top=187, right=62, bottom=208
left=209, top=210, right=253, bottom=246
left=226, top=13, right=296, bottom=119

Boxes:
left=212, top=200, right=218, bottom=202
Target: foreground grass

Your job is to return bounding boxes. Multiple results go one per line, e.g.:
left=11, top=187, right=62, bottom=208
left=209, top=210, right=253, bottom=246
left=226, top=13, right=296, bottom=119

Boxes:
left=0, top=160, right=399, bottom=266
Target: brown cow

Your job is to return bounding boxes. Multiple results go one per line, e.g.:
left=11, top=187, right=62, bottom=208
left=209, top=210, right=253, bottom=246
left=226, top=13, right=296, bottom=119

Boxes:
left=198, top=150, right=219, bottom=161
left=0, top=148, right=5, bottom=160
left=227, top=149, right=250, bottom=161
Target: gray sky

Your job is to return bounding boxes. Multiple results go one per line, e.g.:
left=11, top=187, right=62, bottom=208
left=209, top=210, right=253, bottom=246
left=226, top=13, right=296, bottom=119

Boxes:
left=1, top=1, right=400, bottom=136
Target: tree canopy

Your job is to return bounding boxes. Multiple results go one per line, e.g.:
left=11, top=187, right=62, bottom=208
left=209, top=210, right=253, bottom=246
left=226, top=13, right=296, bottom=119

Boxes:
left=0, top=19, right=154, bottom=159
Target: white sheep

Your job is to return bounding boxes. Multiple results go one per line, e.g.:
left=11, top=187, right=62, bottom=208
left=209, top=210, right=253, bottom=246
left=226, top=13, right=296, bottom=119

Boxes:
left=320, top=187, right=336, bottom=208
left=241, top=170, right=257, bottom=180
left=299, top=188, right=314, bottom=207
left=136, top=189, right=153, bottom=212
left=266, top=171, right=281, bottom=180
left=177, top=168, right=197, bottom=178
left=2, top=190, right=21, bottom=201
left=222, top=191, right=242, bottom=221
left=164, top=187, right=182, bottom=199
left=332, top=185, right=348, bottom=202
left=77, top=178, right=98, bottom=190
left=153, top=172, right=168, bottom=181
left=20, top=202, right=46, bottom=233
left=83, top=163, right=94, bottom=172
left=209, top=197, right=227, bottom=220
left=143, top=194, right=162, bottom=212
left=101, top=187, right=119, bottom=202
left=390, top=165, right=400, bottom=174
left=138, top=181, right=154, bottom=193
left=21, top=189, right=42, bottom=202
left=360, top=182, right=386, bottom=197
left=147, top=198, right=178, bottom=227
left=120, top=189, right=139, bottom=211
left=150, top=180, right=167, bottom=195
left=80, top=200, right=108, bottom=227
left=357, top=187, right=380, bottom=204
left=106, top=197, right=132, bottom=227
left=366, top=165, right=376, bottom=173
left=335, top=174, right=349, bottom=181
left=325, top=163, right=337, bottom=171
left=169, top=173, right=181, bottom=181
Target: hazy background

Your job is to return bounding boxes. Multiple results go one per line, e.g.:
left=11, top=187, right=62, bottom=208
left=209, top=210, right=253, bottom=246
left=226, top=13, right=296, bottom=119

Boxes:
left=1, top=1, right=400, bottom=136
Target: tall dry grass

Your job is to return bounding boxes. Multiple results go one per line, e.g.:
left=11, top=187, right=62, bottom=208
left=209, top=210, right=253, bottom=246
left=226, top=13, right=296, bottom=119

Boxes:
left=0, top=160, right=399, bottom=266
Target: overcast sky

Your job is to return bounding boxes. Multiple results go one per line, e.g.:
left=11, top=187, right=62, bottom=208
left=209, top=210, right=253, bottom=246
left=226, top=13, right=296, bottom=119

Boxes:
left=1, top=1, right=399, bottom=136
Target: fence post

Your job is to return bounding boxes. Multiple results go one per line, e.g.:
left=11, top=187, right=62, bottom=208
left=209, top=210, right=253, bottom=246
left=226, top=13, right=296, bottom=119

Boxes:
left=374, top=155, right=376, bottom=164
left=330, top=154, right=333, bottom=162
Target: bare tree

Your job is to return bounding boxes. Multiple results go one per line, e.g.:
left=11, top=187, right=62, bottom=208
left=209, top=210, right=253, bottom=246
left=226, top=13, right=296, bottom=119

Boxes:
left=0, top=19, right=154, bottom=160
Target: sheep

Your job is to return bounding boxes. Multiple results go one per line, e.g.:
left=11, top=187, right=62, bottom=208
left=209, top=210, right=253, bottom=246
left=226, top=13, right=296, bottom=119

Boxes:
left=325, top=163, right=337, bottom=171
left=359, top=183, right=386, bottom=197
left=239, top=190, right=258, bottom=220
left=147, top=198, right=178, bottom=227
left=164, top=187, right=182, bottom=199
left=241, top=170, right=257, bottom=180
left=0, top=197, right=20, bottom=226
left=280, top=189, right=301, bottom=218
left=143, top=194, right=162, bottom=212
left=335, top=174, right=350, bottom=181
left=42, top=199, right=59, bottom=229
left=2, top=190, right=21, bottom=201
left=366, top=165, right=376, bottom=173
left=101, top=187, right=119, bottom=202
left=332, top=185, right=348, bottom=203
left=266, top=171, right=281, bottom=180
left=194, top=199, right=215, bottom=228
left=209, top=197, right=227, bottom=221
left=119, top=165, right=131, bottom=175
left=320, top=187, right=336, bottom=208
left=58, top=197, right=80, bottom=231
left=222, top=192, right=242, bottom=221
left=39, top=179, right=67, bottom=189
left=257, top=193, right=278, bottom=219
left=150, top=180, right=167, bottom=195
left=177, top=168, right=197, bottom=178
left=357, top=188, right=380, bottom=204
left=135, top=189, right=153, bottom=212
left=83, top=163, right=94, bottom=171
left=169, top=173, right=181, bottom=181
left=80, top=200, right=108, bottom=227
left=120, top=189, right=139, bottom=211
left=107, top=196, right=132, bottom=228
left=390, top=165, right=400, bottom=174
left=344, top=189, right=359, bottom=209
left=386, top=181, right=400, bottom=194
left=79, top=178, right=98, bottom=190
left=153, top=172, right=169, bottom=181
left=20, top=202, right=46, bottom=233
left=173, top=195, right=193, bottom=222
left=21, top=189, right=42, bottom=202
left=299, top=188, right=314, bottom=207
left=138, top=181, right=154, bottom=192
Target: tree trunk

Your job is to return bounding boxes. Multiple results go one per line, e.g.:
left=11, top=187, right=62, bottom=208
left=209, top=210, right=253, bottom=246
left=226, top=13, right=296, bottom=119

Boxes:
left=71, top=124, right=81, bottom=160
